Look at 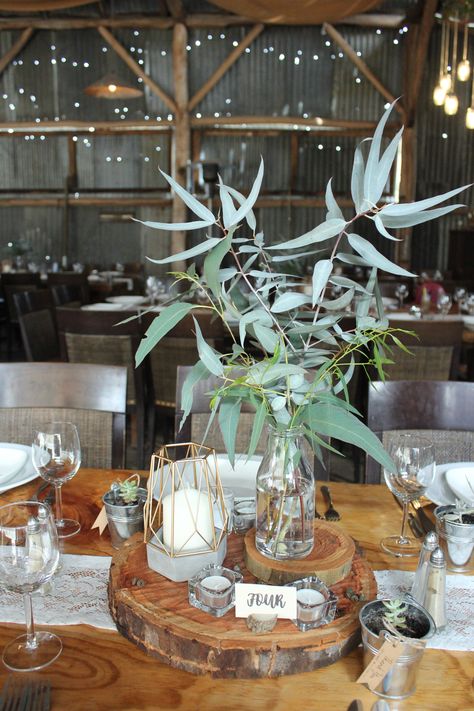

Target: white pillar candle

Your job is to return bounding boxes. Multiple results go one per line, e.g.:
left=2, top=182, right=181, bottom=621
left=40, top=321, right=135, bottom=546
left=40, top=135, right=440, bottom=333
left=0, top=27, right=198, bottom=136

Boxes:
left=296, top=588, right=326, bottom=623
left=198, top=575, right=232, bottom=608
left=162, top=488, right=213, bottom=552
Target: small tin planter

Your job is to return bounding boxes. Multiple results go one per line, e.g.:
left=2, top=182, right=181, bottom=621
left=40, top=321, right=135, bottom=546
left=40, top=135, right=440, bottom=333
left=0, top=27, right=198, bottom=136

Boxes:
left=359, top=599, right=435, bottom=700
left=103, top=488, right=147, bottom=549
left=434, top=505, right=474, bottom=572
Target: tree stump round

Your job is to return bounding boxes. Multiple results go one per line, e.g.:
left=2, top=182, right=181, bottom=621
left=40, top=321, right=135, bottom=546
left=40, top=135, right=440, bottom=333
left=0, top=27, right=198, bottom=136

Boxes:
left=244, top=520, right=355, bottom=585
left=108, top=532, right=376, bottom=679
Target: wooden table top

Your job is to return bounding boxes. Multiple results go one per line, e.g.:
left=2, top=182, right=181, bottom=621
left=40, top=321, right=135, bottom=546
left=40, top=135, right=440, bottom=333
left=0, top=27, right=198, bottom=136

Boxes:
left=0, top=469, right=473, bottom=711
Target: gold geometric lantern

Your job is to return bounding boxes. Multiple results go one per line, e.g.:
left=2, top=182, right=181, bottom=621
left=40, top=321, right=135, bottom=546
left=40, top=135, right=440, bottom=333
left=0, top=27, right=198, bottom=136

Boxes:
left=84, top=72, right=143, bottom=100
left=144, top=443, right=228, bottom=581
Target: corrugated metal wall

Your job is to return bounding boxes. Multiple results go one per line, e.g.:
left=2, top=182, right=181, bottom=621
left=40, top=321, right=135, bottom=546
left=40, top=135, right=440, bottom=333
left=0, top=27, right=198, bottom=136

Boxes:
left=0, top=5, right=472, bottom=274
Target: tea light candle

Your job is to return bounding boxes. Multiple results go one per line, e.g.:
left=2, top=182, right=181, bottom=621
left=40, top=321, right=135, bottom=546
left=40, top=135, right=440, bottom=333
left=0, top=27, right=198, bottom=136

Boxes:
left=198, top=575, right=232, bottom=608
left=296, top=587, right=326, bottom=623
left=162, top=488, right=213, bottom=552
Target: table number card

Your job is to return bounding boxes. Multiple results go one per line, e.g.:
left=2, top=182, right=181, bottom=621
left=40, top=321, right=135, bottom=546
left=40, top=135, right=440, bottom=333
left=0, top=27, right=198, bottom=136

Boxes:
left=235, top=583, right=297, bottom=619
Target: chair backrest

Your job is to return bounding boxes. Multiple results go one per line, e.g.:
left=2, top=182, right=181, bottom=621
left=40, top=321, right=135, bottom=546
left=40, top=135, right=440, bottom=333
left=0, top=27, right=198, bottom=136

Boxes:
left=46, top=273, right=89, bottom=303
left=365, top=380, right=474, bottom=483
left=385, top=318, right=464, bottom=380
left=1, top=275, right=42, bottom=323
left=12, top=289, right=60, bottom=362
left=0, top=362, right=127, bottom=468
left=55, top=307, right=152, bottom=407
left=50, top=284, right=84, bottom=308
left=13, top=288, right=54, bottom=316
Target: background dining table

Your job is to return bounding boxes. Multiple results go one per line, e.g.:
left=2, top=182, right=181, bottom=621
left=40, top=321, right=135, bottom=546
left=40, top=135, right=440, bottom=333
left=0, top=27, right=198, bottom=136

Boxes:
left=0, top=469, right=472, bottom=711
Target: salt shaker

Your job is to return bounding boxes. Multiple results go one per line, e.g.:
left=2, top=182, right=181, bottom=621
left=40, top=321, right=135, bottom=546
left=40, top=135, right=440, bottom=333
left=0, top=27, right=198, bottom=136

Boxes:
left=423, top=546, right=447, bottom=632
left=410, top=530, right=438, bottom=604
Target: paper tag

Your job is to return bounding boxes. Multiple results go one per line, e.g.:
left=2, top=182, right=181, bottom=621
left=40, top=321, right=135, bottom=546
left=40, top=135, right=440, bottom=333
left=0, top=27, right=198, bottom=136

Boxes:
left=91, top=506, right=108, bottom=535
left=235, top=583, right=296, bottom=619
left=357, top=637, right=405, bottom=691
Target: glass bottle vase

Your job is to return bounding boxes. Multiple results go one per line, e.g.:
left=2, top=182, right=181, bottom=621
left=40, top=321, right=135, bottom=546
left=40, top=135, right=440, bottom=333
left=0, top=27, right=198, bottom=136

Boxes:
left=255, top=426, right=315, bottom=560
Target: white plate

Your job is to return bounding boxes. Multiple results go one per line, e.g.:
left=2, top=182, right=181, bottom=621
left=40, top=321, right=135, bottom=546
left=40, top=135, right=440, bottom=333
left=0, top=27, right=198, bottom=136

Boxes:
left=0, top=444, right=38, bottom=494
left=81, top=303, right=124, bottom=311
left=0, top=447, right=28, bottom=484
left=106, top=296, right=147, bottom=306
left=426, top=461, right=474, bottom=506
left=152, top=453, right=260, bottom=499
left=445, top=465, right=474, bottom=505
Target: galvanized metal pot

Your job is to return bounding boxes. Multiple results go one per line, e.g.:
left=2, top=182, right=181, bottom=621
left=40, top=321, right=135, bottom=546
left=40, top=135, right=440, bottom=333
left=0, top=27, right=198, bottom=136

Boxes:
left=359, top=599, right=435, bottom=700
left=434, top=505, right=474, bottom=573
left=103, top=488, right=147, bottom=549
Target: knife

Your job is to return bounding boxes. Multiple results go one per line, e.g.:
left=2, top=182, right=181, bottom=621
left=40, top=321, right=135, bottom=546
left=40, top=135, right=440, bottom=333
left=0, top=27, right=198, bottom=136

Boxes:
left=410, top=499, right=435, bottom=535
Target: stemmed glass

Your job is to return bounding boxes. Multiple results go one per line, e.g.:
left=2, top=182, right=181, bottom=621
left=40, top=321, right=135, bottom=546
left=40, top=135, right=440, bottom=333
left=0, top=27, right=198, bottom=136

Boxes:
left=381, top=434, right=435, bottom=557
left=453, top=286, right=467, bottom=312
left=0, top=501, right=62, bottom=671
left=437, top=293, right=452, bottom=316
left=32, top=422, right=81, bottom=538
left=395, top=283, right=409, bottom=308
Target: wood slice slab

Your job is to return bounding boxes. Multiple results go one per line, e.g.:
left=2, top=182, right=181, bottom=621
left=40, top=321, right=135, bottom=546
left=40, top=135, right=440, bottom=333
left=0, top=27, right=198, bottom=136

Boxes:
left=108, top=532, right=376, bottom=679
left=244, top=520, right=355, bottom=586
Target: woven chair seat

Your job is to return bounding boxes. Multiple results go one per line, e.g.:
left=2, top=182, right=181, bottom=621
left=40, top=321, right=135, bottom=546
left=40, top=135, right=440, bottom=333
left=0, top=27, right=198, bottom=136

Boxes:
left=0, top=407, right=114, bottom=468
left=383, top=346, right=453, bottom=381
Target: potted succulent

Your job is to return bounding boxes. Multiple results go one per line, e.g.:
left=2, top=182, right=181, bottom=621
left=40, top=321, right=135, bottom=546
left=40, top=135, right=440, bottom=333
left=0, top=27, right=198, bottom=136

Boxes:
left=434, top=504, right=474, bottom=572
left=134, top=102, right=468, bottom=561
left=102, top=475, right=147, bottom=549
left=359, top=598, right=435, bottom=699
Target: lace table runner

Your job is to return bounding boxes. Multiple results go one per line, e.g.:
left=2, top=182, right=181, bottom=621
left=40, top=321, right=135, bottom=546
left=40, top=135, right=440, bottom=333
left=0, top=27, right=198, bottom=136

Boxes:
left=0, top=554, right=116, bottom=631
left=0, top=556, right=472, bottom=649
left=374, top=570, right=474, bottom=651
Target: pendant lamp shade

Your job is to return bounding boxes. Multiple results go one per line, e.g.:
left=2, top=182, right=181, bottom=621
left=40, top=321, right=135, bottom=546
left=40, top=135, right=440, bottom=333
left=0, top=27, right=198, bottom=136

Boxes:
left=84, top=73, right=143, bottom=99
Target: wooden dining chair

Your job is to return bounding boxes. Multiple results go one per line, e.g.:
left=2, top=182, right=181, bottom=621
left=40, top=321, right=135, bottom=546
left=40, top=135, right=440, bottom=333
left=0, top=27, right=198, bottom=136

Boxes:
left=365, top=380, right=474, bottom=483
left=13, top=289, right=61, bottom=362
left=46, top=273, right=90, bottom=304
left=383, top=318, right=464, bottom=381
left=0, top=273, right=42, bottom=359
left=50, top=283, right=84, bottom=308
left=0, top=362, right=127, bottom=468
left=55, top=307, right=154, bottom=468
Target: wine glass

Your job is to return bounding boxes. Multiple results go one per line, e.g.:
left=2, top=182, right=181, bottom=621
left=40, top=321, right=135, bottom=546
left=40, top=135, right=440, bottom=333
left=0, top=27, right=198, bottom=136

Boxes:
left=0, top=501, right=62, bottom=671
left=437, top=293, right=452, bottom=316
left=395, top=283, right=409, bottom=308
left=453, top=286, right=467, bottom=312
left=32, top=422, right=81, bottom=538
left=381, top=434, right=435, bottom=557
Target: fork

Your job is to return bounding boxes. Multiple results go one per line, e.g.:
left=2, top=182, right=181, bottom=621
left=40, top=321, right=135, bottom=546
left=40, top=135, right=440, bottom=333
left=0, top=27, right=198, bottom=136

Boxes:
left=0, top=676, right=51, bottom=711
left=320, top=485, right=341, bottom=521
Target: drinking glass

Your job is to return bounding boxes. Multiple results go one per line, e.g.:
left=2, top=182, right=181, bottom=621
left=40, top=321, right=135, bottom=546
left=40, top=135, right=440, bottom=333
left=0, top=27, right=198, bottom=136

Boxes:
left=437, top=293, right=452, bottom=316
left=381, top=434, right=435, bottom=557
left=32, top=422, right=81, bottom=538
left=0, top=501, right=62, bottom=671
left=395, top=283, right=409, bottom=308
left=453, top=286, right=467, bottom=311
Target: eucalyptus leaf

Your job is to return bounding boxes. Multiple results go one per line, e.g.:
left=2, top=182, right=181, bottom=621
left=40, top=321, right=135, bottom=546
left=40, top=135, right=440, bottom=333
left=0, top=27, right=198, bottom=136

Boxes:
left=312, top=259, right=332, bottom=306
left=325, top=178, right=345, bottom=221
left=147, top=238, right=221, bottom=264
left=219, top=178, right=238, bottom=229
left=351, top=139, right=368, bottom=212
left=348, top=234, right=416, bottom=277
left=193, top=317, right=224, bottom=376
left=218, top=399, right=242, bottom=467
left=336, top=252, right=371, bottom=267
left=203, top=232, right=233, bottom=299
left=229, top=158, right=264, bottom=227
left=271, top=292, right=311, bottom=313
left=160, top=169, right=216, bottom=222
left=179, top=360, right=211, bottom=429
left=136, top=217, right=215, bottom=232
left=239, top=309, right=273, bottom=347
left=364, top=100, right=397, bottom=205
left=321, top=287, right=354, bottom=311
left=371, top=126, right=404, bottom=205
left=247, top=400, right=267, bottom=457
left=373, top=213, right=401, bottom=241
left=269, top=218, right=346, bottom=251
left=135, top=302, right=195, bottom=366
left=381, top=184, right=470, bottom=216
left=380, top=203, right=464, bottom=228
left=225, top=185, right=257, bottom=231
left=253, top=322, right=279, bottom=353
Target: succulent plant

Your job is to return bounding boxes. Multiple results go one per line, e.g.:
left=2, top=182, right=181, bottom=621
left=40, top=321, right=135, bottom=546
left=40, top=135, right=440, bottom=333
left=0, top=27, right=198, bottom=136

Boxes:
left=382, top=599, right=408, bottom=630
left=118, top=478, right=140, bottom=505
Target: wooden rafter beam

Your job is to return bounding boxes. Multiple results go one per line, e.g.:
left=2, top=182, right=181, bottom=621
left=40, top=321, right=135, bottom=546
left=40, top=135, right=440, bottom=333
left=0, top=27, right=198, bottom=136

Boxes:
left=0, top=14, right=254, bottom=31
left=188, top=23, right=264, bottom=112
left=403, top=0, right=437, bottom=123
left=165, top=0, right=185, bottom=21
left=0, top=27, right=34, bottom=77
left=97, top=26, right=178, bottom=114
left=323, top=22, right=406, bottom=122
left=335, top=13, right=406, bottom=29
left=0, top=120, right=172, bottom=134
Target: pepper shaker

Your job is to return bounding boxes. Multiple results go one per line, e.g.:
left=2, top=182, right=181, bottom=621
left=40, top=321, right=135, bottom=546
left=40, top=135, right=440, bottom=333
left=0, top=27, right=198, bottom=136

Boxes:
left=423, top=546, right=447, bottom=632
left=410, top=530, right=438, bottom=604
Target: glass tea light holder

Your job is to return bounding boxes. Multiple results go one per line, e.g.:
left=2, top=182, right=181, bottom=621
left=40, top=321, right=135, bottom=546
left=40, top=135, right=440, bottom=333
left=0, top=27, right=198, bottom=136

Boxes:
left=233, top=499, right=256, bottom=534
left=287, top=576, right=337, bottom=632
left=189, top=564, right=243, bottom=617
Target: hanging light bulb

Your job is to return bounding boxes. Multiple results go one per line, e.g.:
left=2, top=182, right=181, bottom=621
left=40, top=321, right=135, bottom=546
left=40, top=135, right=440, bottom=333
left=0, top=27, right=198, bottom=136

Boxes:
left=440, top=73, right=452, bottom=91
left=466, top=106, right=474, bottom=129
left=457, top=24, right=470, bottom=81
left=433, top=84, right=447, bottom=105
left=457, top=58, right=471, bottom=81
left=444, top=91, right=459, bottom=115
